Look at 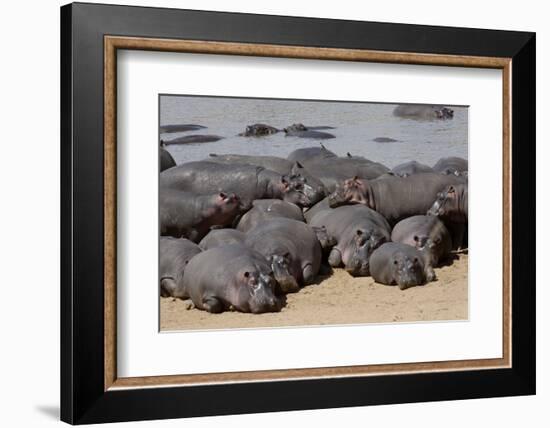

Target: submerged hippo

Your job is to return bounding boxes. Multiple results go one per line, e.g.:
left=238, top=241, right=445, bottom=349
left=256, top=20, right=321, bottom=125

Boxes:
left=433, top=157, right=468, bottom=176
left=161, top=135, right=223, bottom=145
left=160, top=161, right=316, bottom=208
left=160, top=237, right=202, bottom=298
left=159, top=124, right=206, bottom=133
left=308, top=205, right=391, bottom=276
left=327, top=173, right=466, bottom=224
left=236, top=199, right=304, bottom=233
left=393, top=104, right=454, bottom=120
left=283, top=123, right=335, bottom=139
left=239, top=123, right=279, bottom=137
left=160, top=189, right=248, bottom=242
left=373, top=137, right=399, bottom=143
left=244, top=218, right=323, bottom=292
left=160, top=147, right=176, bottom=172
left=183, top=244, right=282, bottom=313
left=207, top=154, right=326, bottom=202
left=391, top=215, right=452, bottom=281
left=370, top=243, right=428, bottom=289
left=391, top=160, right=434, bottom=177
left=428, top=183, right=468, bottom=249
left=287, top=144, right=337, bottom=163
left=198, top=229, right=245, bottom=251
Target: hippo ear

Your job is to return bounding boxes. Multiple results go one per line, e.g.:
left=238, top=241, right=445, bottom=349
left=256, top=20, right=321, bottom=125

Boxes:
left=291, top=162, right=303, bottom=175
left=447, top=186, right=456, bottom=195
left=219, top=192, right=227, bottom=199
left=281, top=176, right=290, bottom=189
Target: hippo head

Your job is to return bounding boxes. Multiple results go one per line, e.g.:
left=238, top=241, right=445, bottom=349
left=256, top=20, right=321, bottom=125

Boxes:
left=279, top=175, right=317, bottom=208
left=284, top=123, right=307, bottom=133
left=328, top=177, right=372, bottom=208
left=390, top=253, right=426, bottom=290
left=427, top=186, right=458, bottom=218
left=342, top=227, right=387, bottom=277
left=290, top=162, right=327, bottom=202
left=311, top=226, right=337, bottom=250
left=269, top=253, right=299, bottom=294
left=238, top=270, right=281, bottom=313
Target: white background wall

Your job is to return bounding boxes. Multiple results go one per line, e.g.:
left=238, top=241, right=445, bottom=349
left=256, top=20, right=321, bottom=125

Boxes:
left=0, top=0, right=545, bottom=426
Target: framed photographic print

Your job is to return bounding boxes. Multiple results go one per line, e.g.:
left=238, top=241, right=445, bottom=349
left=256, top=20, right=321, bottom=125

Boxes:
left=60, top=2, right=536, bottom=425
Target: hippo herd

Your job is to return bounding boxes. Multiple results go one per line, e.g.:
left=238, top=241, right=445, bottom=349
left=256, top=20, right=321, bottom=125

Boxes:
left=159, top=111, right=467, bottom=315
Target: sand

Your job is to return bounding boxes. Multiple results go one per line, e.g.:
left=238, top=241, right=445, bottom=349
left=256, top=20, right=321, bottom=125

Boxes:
left=160, top=254, right=468, bottom=331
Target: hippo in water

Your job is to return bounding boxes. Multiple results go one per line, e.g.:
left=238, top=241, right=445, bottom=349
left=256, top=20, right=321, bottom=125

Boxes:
left=370, top=243, right=428, bottom=289
left=308, top=204, right=391, bottom=276
left=283, top=123, right=335, bottom=139
left=239, top=123, right=279, bottom=137
left=160, top=161, right=317, bottom=208
left=161, top=135, right=223, bottom=145
left=183, top=244, right=282, bottom=313
left=391, top=215, right=452, bottom=281
left=207, top=154, right=326, bottom=202
left=327, top=173, right=466, bottom=225
left=287, top=144, right=337, bottom=164
left=433, top=157, right=468, bottom=176
left=236, top=199, right=304, bottom=233
left=428, top=183, right=468, bottom=249
left=244, top=218, right=323, bottom=292
left=160, top=237, right=202, bottom=298
left=393, top=104, right=454, bottom=120
left=198, top=229, right=245, bottom=251
left=160, top=189, right=248, bottom=242
left=391, top=160, right=434, bottom=177
left=160, top=147, right=176, bottom=172
left=159, top=124, right=206, bottom=133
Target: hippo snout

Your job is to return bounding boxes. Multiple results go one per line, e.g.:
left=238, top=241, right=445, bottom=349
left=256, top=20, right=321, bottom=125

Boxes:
left=274, top=273, right=299, bottom=294
left=345, top=260, right=370, bottom=277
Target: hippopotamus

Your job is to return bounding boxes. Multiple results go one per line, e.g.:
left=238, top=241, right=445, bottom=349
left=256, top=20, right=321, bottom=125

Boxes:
left=391, top=160, right=434, bottom=177
left=391, top=215, right=452, bottom=281
left=393, top=104, right=454, bottom=120
left=236, top=199, right=304, bottom=233
left=327, top=173, right=466, bottom=225
left=159, top=124, right=206, bottom=133
left=161, top=135, right=223, bottom=145
left=160, top=237, right=202, bottom=298
left=160, top=147, right=176, bottom=171
left=428, top=183, right=468, bottom=249
left=283, top=123, right=335, bottom=139
left=287, top=144, right=337, bottom=163
left=373, top=137, right=399, bottom=143
left=198, top=229, right=245, bottom=251
left=183, top=244, right=282, bottom=313
left=207, top=154, right=326, bottom=202
left=433, top=157, right=468, bottom=176
left=239, top=123, right=279, bottom=137
left=244, top=218, right=323, bottom=292
left=160, top=189, right=248, bottom=242
left=308, top=205, right=391, bottom=276
left=160, top=161, right=316, bottom=208
left=369, top=243, right=428, bottom=289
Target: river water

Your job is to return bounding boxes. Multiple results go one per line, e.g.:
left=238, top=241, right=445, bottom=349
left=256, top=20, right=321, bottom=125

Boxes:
left=160, top=95, right=467, bottom=169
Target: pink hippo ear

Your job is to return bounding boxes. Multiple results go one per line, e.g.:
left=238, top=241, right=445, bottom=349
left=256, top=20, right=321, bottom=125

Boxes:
left=281, top=176, right=290, bottom=190
left=218, top=192, right=227, bottom=200
left=446, top=186, right=456, bottom=196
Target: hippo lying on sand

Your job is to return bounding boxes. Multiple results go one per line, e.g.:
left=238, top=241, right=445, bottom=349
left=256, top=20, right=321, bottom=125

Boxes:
left=198, top=229, right=245, bottom=251
left=160, top=124, right=206, bottom=133
left=183, top=244, right=282, bottom=313
left=391, top=160, right=434, bottom=177
left=245, top=218, right=323, bottom=293
left=160, top=161, right=317, bottom=208
left=160, top=147, right=176, bottom=172
left=239, top=123, right=279, bottom=137
left=308, top=205, right=391, bottom=276
left=328, top=173, right=466, bottom=224
left=236, top=199, right=304, bottom=233
left=161, top=135, right=223, bottom=145
left=160, top=237, right=202, bottom=298
left=433, top=157, right=468, bottom=176
left=370, top=243, right=428, bottom=290
left=160, top=189, right=248, bottom=242
left=391, top=215, right=452, bottom=281
left=393, top=104, right=454, bottom=120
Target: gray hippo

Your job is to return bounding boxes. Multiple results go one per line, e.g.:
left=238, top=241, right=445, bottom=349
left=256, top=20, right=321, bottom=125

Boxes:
left=159, top=124, right=206, bottom=133
left=327, top=173, right=466, bottom=225
left=160, top=147, right=176, bottom=172
left=160, top=189, right=248, bottom=242
left=287, top=144, right=338, bottom=163
left=433, top=157, right=468, bottom=176
left=373, top=137, right=399, bottom=143
left=244, top=218, right=322, bottom=292
left=393, top=104, right=454, bottom=120
left=161, top=135, right=223, bottom=145
left=283, top=123, right=335, bottom=139
left=308, top=205, right=391, bottom=276
left=160, top=237, right=202, bottom=298
left=428, top=183, right=468, bottom=249
left=236, top=199, right=304, bottom=233
left=391, top=160, right=434, bottom=177
left=391, top=215, right=452, bottom=281
left=207, top=154, right=326, bottom=202
left=198, top=229, right=246, bottom=251
left=369, top=243, right=428, bottom=289
left=160, top=161, right=316, bottom=208
left=239, top=123, right=279, bottom=137
left=183, top=244, right=282, bottom=313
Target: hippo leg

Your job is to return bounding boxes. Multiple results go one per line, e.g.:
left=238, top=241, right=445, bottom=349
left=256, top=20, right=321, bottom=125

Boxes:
left=448, top=222, right=466, bottom=250
left=202, top=296, right=224, bottom=313
left=160, top=278, right=177, bottom=297
left=328, top=247, right=342, bottom=267
left=425, top=265, right=437, bottom=282
left=302, top=263, right=314, bottom=284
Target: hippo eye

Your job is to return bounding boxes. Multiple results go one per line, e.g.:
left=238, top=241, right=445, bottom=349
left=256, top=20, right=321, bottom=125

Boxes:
left=393, top=260, right=398, bottom=265
left=243, top=271, right=250, bottom=278
left=413, top=258, right=419, bottom=264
